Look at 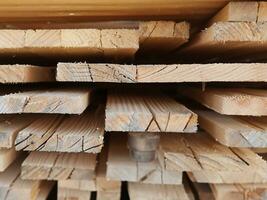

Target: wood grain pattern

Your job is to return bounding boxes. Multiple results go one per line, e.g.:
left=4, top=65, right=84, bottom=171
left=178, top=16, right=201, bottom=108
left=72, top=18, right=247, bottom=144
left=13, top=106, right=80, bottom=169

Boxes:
left=179, top=87, right=267, bottom=116
left=0, top=147, right=20, bottom=172
left=197, top=110, right=267, bottom=148
left=106, top=134, right=182, bottom=185
left=105, top=92, right=197, bottom=132
left=0, top=29, right=139, bottom=61
left=138, top=21, right=189, bottom=54
left=178, top=22, right=267, bottom=61
left=0, top=65, right=54, bottom=83
left=0, top=88, right=91, bottom=114
left=15, top=106, right=104, bottom=153
left=57, top=63, right=136, bottom=83
left=211, top=183, right=267, bottom=200
left=21, top=152, right=96, bottom=180
left=159, top=133, right=267, bottom=174
left=128, top=182, right=192, bottom=200
left=57, top=63, right=267, bottom=83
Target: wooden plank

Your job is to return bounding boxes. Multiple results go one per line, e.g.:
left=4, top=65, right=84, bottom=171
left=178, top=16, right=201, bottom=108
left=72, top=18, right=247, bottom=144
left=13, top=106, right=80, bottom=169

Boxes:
left=57, top=63, right=267, bottom=83
left=21, top=152, right=96, bottom=180
left=128, top=182, right=193, bottom=200
left=57, top=63, right=136, bottom=83
left=178, top=22, right=267, bottom=61
left=197, top=110, right=267, bottom=148
left=0, top=148, right=20, bottom=172
left=208, top=2, right=259, bottom=25
left=0, top=114, right=36, bottom=148
left=58, top=188, right=91, bottom=200
left=15, top=105, right=104, bottom=153
left=0, top=29, right=139, bottom=61
left=0, top=65, right=54, bottom=83
left=0, top=155, right=45, bottom=200
left=105, top=92, right=197, bottom=132
left=160, top=133, right=267, bottom=175
left=0, top=88, right=91, bottom=114
left=187, top=148, right=267, bottom=184
left=179, top=87, right=267, bottom=116
left=138, top=21, right=189, bottom=54
left=58, top=180, right=96, bottom=192
left=106, top=134, right=182, bottom=184
left=258, top=2, right=267, bottom=22
left=211, top=183, right=267, bottom=200
left=0, top=1, right=232, bottom=22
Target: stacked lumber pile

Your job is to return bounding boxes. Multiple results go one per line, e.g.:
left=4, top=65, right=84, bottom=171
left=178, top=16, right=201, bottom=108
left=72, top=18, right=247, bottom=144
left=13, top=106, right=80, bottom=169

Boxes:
left=1, top=1, right=267, bottom=200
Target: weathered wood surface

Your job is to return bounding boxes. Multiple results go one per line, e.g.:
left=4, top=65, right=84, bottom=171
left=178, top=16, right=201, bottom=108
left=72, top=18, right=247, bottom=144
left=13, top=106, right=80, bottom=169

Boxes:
left=57, top=63, right=267, bottom=83
left=0, top=29, right=139, bottom=61
left=179, top=87, right=267, bottom=116
left=197, top=110, right=267, bottom=148
left=21, top=152, right=96, bottom=180
left=106, top=134, right=183, bottom=184
left=0, top=147, right=20, bottom=172
left=138, top=21, right=189, bottom=54
left=191, top=182, right=215, bottom=200
left=178, top=21, right=267, bottom=61
left=0, top=88, right=91, bottom=114
left=211, top=183, right=267, bottom=200
left=128, top=182, right=193, bottom=200
left=105, top=92, right=197, bottom=132
left=0, top=65, right=54, bottom=83
left=15, top=106, right=104, bottom=153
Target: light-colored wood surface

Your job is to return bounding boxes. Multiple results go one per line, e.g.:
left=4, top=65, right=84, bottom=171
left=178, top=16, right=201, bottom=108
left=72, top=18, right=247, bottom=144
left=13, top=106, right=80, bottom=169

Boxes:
left=159, top=133, right=267, bottom=178
left=138, top=21, right=189, bottom=54
left=0, top=1, right=232, bottom=22
left=128, top=182, right=193, bottom=200
left=21, top=152, right=96, bottom=180
left=106, top=134, right=182, bottom=184
left=179, top=87, right=267, bottom=116
left=0, top=65, right=54, bottom=83
left=187, top=148, right=267, bottom=184
left=208, top=2, right=259, bottom=25
left=0, top=155, right=45, bottom=200
left=211, top=183, right=267, bottom=200
left=105, top=92, right=197, bottom=132
left=57, top=63, right=267, bottom=83
left=57, top=63, right=136, bottom=83
left=178, top=22, right=267, bottom=61
left=197, top=110, right=267, bottom=148
left=0, top=88, right=91, bottom=114
left=58, top=188, right=91, bottom=200
left=0, top=29, right=139, bottom=61
left=15, top=106, right=104, bottom=153
left=0, top=115, right=36, bottom=148
left=0, top=148, right=20, bottom=172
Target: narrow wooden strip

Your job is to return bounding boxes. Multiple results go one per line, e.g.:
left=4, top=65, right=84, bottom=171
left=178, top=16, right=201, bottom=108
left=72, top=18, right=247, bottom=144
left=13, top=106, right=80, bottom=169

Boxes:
left=36, top=181, right=55, bottom=200
left=21, top=152, right=96, bottom=180
left=58, top=188, right=91, bottom=200
left=57, top=63, right=136, bottom=83
left=0, top=148, right=20, bottom=172
left=105, top=91, right=197, bottom=132
left=197, top=110, right=267, bottom=147
left=106, top=134, right=182, bottom=184
left=15, top=105, right=104, bottom=153
left=56, top=63, right=267, bottom=83
left=179, top=87, right=267, bottom=116
left=0, top=29, right=139, bottom=61
left=0, top=88, right=91, bottom=114
left=191, top=182, right=215, bottom=200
